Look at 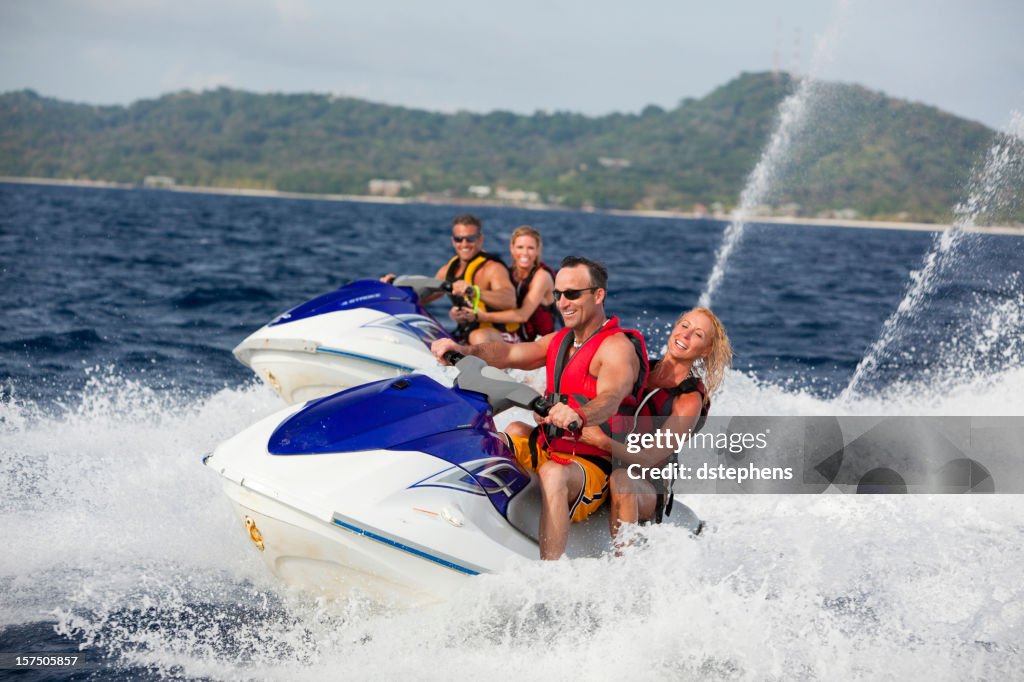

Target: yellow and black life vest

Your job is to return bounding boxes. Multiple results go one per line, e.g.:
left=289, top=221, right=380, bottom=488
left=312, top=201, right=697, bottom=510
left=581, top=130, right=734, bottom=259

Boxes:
left=443, top=252, right=520, bottom=339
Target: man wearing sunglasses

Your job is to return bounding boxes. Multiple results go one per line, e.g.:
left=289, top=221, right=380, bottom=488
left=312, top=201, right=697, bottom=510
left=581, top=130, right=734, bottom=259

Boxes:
left=389, top=214, right=517, bottom=343
left=431, top=256, right=647, bottom=559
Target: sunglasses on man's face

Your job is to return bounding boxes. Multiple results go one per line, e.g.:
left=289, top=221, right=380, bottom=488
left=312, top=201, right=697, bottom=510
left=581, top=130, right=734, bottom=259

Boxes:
left=452, top=234, right=480, bottom=243
left=553, top=287, right=599, bottom=301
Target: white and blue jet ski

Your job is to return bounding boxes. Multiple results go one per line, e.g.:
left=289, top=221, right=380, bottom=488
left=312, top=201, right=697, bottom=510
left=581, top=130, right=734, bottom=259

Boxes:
left=204, top=354, right=703, bottom=603
left=233, top=276, right=452, bottom=404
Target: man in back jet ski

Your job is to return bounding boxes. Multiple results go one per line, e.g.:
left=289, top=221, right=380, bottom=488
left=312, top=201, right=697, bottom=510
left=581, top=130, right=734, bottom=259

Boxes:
left=384, top=214, right=517, bottom=343
left=432, top=256, right=648, bottom=559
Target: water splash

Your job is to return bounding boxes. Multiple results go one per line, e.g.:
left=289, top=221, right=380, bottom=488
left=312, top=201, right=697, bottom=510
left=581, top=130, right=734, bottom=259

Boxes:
left=699, top=5, right=847, bottom=307
left=47, top=494, right=1024, bottom=680
left=0, top=368, right=283, bottom=626
left=841, top=112, right=1024, bottom=400
left=700, top=77, right=821, bottom=307
left=4, top=362, right=1024, bottom=678
left=953, top=111, right=1024, bottom=227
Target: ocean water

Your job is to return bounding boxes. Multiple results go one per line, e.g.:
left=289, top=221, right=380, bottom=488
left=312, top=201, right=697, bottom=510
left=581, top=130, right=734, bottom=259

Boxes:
left=1, top=182, right=1023, bottom=679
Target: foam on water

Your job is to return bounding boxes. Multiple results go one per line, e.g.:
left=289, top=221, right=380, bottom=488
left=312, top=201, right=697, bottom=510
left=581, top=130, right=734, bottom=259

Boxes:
left=2, top=361, right=1022, bottom=678
left=0, top=371, right=284, bottom=626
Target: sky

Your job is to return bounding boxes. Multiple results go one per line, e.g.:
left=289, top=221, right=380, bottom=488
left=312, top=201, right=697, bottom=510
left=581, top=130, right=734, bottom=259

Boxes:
left=1, top=0, right=1022, bottom=130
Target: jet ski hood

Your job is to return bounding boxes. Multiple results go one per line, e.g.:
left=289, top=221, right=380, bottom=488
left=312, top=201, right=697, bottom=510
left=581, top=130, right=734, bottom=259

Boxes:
left=269, top=374, right=492, bottom=455
left=269, top=279, right=433, bottom=327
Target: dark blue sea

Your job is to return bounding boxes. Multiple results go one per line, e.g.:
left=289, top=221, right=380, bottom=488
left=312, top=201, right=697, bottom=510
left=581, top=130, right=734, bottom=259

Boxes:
left=4, top=182, right=1021, bottom=401
left=2, top=182, right=1023, bottom=679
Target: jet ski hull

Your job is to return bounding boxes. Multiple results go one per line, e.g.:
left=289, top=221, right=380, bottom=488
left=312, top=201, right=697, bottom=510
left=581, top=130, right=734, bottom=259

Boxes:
left=233, top=310, right=439, bottom=404
left=220, top=481, right=487, bottom=604
left=206, top=366, right=704, bottom=602
left=205, top=399, right=538, bottom=601
left=233, top=280, right=450, bottom=404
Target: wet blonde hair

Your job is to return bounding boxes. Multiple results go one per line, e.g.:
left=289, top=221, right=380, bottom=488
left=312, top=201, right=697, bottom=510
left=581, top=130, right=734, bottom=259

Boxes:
left=509, top=225, right=543, bottom=261
left=678, top=306, right=732, bottom=401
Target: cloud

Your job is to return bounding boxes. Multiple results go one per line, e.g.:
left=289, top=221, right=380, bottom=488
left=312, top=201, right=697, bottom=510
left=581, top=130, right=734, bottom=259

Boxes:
left=272, top=0, right=312, bottom=28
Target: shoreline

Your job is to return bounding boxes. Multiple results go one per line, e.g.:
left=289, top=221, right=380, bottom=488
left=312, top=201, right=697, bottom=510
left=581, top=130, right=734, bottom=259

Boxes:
left=2, top=175, right=1020, bottom=236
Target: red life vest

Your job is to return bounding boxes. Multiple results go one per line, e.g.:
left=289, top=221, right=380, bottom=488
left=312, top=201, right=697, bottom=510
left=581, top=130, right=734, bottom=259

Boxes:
left=512, top=262, right=561, bottom=341
left=637, top=359, right=710, bottom=433
left=543, top=317, right=649, bottom=457
left=631, top=359, right=711, bottom=525
left=607, top=359, right=711, bottom=453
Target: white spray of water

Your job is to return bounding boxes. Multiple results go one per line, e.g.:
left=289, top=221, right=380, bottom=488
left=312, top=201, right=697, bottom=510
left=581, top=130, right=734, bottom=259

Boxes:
left=841, top=112, right=1024, bottom=400
left=1, top=355, right=1022, bottom=678
left=699, top=4, right=846, bottom=308
left=0, top=372, right=284, bottom=626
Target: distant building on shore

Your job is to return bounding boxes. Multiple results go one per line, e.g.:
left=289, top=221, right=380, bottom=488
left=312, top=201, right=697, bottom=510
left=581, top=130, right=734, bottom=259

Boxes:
left=598, top=157, right=631, bottom=170
left=143, top=175, right=175, bottom=189
left=368, top=179, right=412, bottom=197
left=495, top=187, right=540, bottom=204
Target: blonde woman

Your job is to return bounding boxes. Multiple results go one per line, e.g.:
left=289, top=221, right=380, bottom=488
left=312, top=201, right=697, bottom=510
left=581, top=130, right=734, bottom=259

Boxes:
left=461, top=225, right=560, bottom=342
left=579, top=307, right=732, bottom=535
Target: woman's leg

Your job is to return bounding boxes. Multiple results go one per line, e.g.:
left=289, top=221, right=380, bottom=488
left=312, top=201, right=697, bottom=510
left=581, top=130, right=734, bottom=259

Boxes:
left=608, top=469, right=657, bottom=541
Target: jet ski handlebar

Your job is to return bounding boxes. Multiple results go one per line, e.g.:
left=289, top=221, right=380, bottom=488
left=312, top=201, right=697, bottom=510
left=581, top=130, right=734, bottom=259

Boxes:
left=453, top=355, right=541, bottom=415
left=391, top=276, right=452, bottom=299
left=530, top=396, right=555, bottom=417
left=442, top=350, right=464, bottom=365
left=530, top=396, right=581, bottom=434
left=452, top=357, right=581, bottom=432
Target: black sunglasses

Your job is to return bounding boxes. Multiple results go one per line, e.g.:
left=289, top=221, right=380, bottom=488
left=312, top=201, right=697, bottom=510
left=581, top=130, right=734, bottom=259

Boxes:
left=553, top=287, right=599, bottom=301
left=452, top=234, right=480, bottom=243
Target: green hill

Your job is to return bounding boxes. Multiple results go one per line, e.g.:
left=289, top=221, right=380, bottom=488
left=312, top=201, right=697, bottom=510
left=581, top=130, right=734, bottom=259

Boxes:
left=0, top=72, right=1001, bottom=222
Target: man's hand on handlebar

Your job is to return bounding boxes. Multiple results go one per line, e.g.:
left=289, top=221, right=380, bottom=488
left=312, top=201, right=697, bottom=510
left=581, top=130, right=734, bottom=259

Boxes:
left=450, top=280, right=473, bottom=298
left=431, top=338, right=470, bottom=365
left=539, top=402, right=584, bottom=433
left=450, top=306, right=475, bottom=324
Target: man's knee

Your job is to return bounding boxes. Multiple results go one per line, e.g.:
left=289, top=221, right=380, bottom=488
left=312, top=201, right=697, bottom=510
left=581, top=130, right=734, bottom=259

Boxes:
left=537, top=460, right=579, bottom=500
left=505, top=421, right=533, bottom=439
left=468, top=328, right=502, bottom=345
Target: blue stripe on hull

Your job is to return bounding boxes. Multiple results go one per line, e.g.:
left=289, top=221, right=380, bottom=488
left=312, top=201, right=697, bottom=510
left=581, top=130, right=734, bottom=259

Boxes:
left=332, top=518, right=481, bottom=576
left=316, top=347, right=415, bottom=372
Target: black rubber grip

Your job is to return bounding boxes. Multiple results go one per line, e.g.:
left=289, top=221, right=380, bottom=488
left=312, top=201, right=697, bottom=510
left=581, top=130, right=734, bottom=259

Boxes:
left=530, top=396, right=553, bottom=417
left=530, top=397, right=581, bottom=433
left=443, top=350, right=464, bottom=365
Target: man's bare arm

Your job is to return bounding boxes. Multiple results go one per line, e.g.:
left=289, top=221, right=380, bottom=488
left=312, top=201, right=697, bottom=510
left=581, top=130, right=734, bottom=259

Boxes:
left=476, top=261, right=516, bottom=311
left=432, top=332, right=552, bottom=370
left=576, top=334, right=640, bottom=426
